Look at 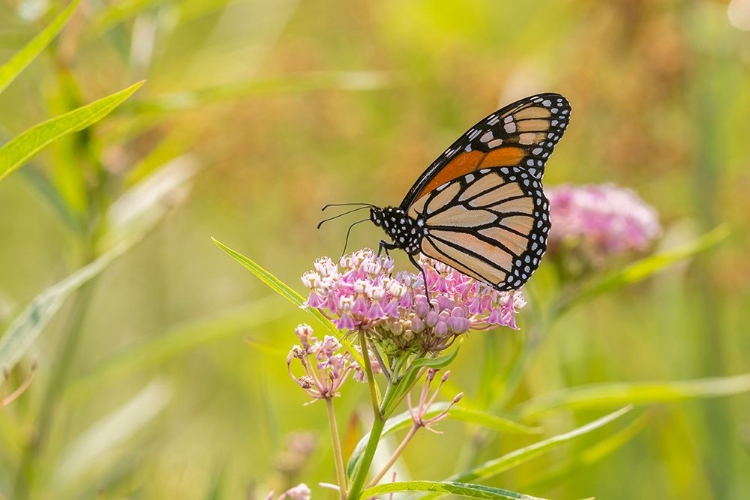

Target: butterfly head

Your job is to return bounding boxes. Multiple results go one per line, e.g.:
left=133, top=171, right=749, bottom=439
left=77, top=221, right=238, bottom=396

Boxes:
left=370, top=206, right=422, bottom=255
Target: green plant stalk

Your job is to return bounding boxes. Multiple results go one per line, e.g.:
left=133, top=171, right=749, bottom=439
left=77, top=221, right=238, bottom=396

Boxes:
left=347, top=412, right=386, bottom=499
left=347, top=386, right=390, bottom=499
left=360, top=330, right=380, bottom=418
left=13, top=280, right=96, bottom=498
left=326, top=397, right=348, bottom=500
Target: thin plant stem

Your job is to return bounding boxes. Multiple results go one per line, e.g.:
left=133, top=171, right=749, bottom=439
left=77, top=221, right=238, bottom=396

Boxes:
left=325, top=397, right=347, bottom=500
left=347, top=385, right=390, bottom=500
left=13, top=280, right=97, bottom=499
left=368, top=422, right=419, bottom=487
left=359, top=330, right=380, bottom=417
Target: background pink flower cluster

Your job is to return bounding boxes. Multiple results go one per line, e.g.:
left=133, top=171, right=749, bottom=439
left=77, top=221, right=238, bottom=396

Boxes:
left=301, top=250, right=525, bottom=355
left=547, top=183, right=661, bottom=255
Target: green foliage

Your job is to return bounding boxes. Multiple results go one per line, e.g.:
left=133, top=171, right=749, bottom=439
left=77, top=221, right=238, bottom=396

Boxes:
left=0, top=81, right=144, bottom=183
left=364, top=481, right=546, bottom=500
left=0, top=1, right=79, bottom=95
left=0, top=239, right=135, bottom=375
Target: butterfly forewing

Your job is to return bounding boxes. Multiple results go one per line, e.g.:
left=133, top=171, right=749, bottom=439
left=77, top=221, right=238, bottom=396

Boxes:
left=400, top=93, right=570, bottom=210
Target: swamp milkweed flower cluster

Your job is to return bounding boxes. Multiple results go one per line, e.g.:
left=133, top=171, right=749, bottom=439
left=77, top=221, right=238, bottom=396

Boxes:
left=301, top=250, right=526, bottom=357
left=287, top=324, right=381, bottom=400
left=546, top=183, right=661, bottom=258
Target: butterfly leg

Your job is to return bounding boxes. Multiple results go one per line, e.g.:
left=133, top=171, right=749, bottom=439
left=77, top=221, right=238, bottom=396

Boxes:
left=407, top=253, right=433, bottom=306
left=378, top=240, right=396, bottom=258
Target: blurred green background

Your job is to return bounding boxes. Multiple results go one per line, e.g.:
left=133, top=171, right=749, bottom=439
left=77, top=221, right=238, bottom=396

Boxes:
left=1, top=0, right=749, bottom=498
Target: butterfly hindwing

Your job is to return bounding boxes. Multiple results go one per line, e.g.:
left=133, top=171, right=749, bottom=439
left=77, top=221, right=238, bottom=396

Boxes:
left=408, top=166, right=550, bottom=291
left=400, top=93, right=570, bottom=210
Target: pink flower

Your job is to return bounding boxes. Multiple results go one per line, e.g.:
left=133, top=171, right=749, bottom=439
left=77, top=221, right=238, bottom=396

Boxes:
left=287, top=324, right=380, bottom=400
left=269, top=483, right=311, bottom=500
left=547, top=183, right=661, bottom=258
left=301, top=249, right=525, bottom=355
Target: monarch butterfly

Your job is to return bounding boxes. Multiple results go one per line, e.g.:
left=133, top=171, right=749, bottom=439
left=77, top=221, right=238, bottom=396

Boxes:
left=322, top=93, right=570, bottom=292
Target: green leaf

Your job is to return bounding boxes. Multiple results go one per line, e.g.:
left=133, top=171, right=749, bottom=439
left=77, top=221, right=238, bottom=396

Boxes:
left=66, top=299, right=286, bottom=399
left=363, top=480, right=547, bottom=500
left=448, top=406, right=543, bottom=435
left=418, top=406, right=632, bottom=499
left=52, top=380, right=171, bottom=485
left=0, top=239, right=138, bottom=375
left=518, top=413, right=649, bottom=492
left=381, top=347, right=462, bottom=416
left=0, top=0, right=79, bottom=95
left=557, top=225, right=730, bottom=315
left=211, top=238, right=362, bottom=364
left=0, top=81, right=144, bottom=183
left=133, top=71, right=393, bottom=114
left=103, top=154, right=201, bottom=248
left=108, top=72, right=394, bottom=141
left=347, top=401, right=540, bottom=480
left=514, top=374, right=750, bottom=419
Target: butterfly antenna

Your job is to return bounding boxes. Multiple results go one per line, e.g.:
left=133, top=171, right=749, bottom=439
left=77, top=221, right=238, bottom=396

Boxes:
left=321, top=202, right=375, bottom=211
left=317, top=206, right=372, bottom=229
left=341, top=218, right=370, bottom=256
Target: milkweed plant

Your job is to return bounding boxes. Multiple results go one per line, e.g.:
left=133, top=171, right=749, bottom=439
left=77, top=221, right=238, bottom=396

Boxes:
left=216, top=182, right=731, bottom=500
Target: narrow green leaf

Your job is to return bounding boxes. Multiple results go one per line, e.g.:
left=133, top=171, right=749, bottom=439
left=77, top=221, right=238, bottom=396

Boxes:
left=557, top=225, right=729, bottom=314
left=0, top=239, right=137, bottom=375
left=52, top=380, right=171, bottom=485
left=347, top=402, right=541, bottom=479
left=381, top=347, right=462, bottom=416
left=0, top=81, right=144, bottom=183
left=107, top=72, right=395, bottom=141
left=67, top=299, right=286, bottom=399
left=519, top=413, right=649, bottom=492
left=134, top=71, right=393, bottom=114
left=418, top=406, right=632, bottom=499
left=211, top=238, right=362, bottom=364
left=413, top=346, right=461, bottom=370
left=448, top=406, right=543, bottom=435
left=103, top=154, right=201, bottom=248
left=514, top=374, right=750, bottom=419
left=363, top=480, right=547, bottom=500
left=0, top=0, right=79, bottom=94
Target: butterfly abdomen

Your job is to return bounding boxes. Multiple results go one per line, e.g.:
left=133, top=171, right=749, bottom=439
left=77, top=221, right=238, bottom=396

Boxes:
left=370, top=207, right=423, bottom=255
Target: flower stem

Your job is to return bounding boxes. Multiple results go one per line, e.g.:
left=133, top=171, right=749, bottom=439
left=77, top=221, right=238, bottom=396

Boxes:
left=325, top=397, right=347, bottom=500
left=359, top=330, right=380, bottom=417
left=368, top=422, right=419, bottom=487
left=346, top=329, right=386, bottom=499
left=347, top=405, right=387, bottom=500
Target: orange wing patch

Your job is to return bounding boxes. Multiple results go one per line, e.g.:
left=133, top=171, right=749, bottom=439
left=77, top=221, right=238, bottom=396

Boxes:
left=415, top=151, right=483, bottom=200
left=479, top=147, right=525, bottom=168
left=414, top=147, right=526, bottom=200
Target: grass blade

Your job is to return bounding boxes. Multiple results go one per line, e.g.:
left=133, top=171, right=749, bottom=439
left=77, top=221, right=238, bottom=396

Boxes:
left=211, top=238, right=361, bottom=364
left=347, top=403, right=542, bottom=480
left=67, top=299, right=286, bottom=399
left=363, top=480, right=547, bottom=500
left=0, top=239, right=137, bottom=375
left=134, top=71, right=393, bottom=114
left=0, top=1, right=79, bottom=94
left=518, top=413, right=649, bottom=492
left=514, top=374, right=750, bottom=419
left=417, top=406, right=632, bottom=499
left=557, top=225, right=730, bottom=315
left=0, top=81, right=144, bottom=183
left=52, top=380, right=171, bottom=485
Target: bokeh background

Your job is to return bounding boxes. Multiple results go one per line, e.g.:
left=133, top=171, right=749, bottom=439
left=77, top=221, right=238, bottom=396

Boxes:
left=1, top=0, right=749, bottom=498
